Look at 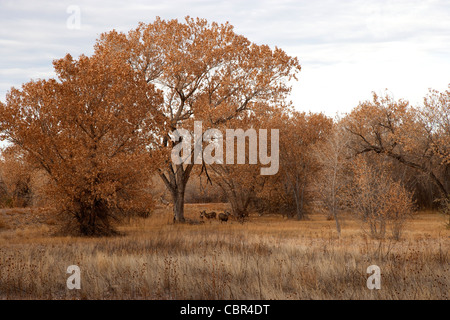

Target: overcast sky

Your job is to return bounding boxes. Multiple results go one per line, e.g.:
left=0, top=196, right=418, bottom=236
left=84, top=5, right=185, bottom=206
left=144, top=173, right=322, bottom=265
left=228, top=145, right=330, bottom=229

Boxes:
left=1, top=0, right=449, bottom=116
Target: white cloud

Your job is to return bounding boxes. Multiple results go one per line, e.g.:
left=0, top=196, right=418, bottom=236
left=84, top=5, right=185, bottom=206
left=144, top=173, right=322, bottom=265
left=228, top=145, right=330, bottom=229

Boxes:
left=1, top=0, right=449, bottom=115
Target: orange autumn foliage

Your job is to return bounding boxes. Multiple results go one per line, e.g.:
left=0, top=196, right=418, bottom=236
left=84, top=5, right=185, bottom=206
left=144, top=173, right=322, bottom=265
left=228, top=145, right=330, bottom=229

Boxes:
left=0, top=47, right=165, bottom=236
left=349, top=156, right=415, bottom=239
left=95, top=17, right=301, bottom=222
left=344, top=90, right=449, bottom=199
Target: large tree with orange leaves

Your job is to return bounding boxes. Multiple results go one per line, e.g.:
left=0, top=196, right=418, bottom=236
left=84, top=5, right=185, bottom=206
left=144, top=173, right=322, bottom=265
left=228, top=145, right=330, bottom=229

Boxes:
left=0, top=48, right=164, bottom=236
left=344, top=89, right=449, bottom=200
left=242, top=109, right=332, bottom=219
left=277, top=111, right=332, bottom=219
left=96, top=17, right=301, bottom=222
left=208, top=111, right=275, bottom=220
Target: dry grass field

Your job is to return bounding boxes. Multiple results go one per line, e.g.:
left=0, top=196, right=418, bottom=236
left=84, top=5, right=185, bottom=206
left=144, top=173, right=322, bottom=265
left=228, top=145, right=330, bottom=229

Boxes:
left=0, top=203, right=448, bottom=300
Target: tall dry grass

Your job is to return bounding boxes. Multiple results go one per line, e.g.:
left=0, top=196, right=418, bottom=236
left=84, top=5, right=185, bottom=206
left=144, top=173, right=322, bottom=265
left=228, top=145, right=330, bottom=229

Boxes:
left=0, top=204, right=448, bottom=300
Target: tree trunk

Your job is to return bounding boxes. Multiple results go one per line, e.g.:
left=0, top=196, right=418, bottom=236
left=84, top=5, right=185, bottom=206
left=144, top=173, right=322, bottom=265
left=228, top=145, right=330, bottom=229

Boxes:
left=159, top=163, right=193, bottom=223
left=294, top=177, right=305, bottom=220
left=221, top=183, right=251, bottom=221
left=172, top=189, right=185, bottom=223
left=333, top=208, right=341, bottom=236
left=331, top=170, right=341, bottom=236
left=210, top=169, right=253, bottom=222
left=293, top=190, right=301, bottom=220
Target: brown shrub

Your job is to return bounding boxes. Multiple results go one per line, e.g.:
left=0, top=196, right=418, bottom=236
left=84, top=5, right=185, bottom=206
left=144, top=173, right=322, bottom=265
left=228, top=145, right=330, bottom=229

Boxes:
left=349, top=156, right=415, bottom=240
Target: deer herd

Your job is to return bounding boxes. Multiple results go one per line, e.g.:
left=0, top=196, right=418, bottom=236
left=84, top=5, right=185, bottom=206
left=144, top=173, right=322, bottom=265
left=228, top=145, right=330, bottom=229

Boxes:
left=200, top=210, right=231, bottom=223
left=170, top=209, right=248, bottom=225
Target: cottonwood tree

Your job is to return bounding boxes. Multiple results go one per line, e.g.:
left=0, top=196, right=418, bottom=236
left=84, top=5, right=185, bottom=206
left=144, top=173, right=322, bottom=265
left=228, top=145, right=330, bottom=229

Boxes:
left=248, top=110, right=332, bottom=219
left=276, top=111, right=332, bottom=220
left=208, top=112, right=273, bottom=220
left=344, top=90, right=449, bottom=201
left=312, top=122, right=352, bottom=235
left=210, top=163, right=263, bottom=220
left=95, top=17, right=301, bottom=222
left=0, top=48, right=164, bottom=235
left=421, top=85, right=450, bottom=170
left=420, top=86, right=450, bottom=216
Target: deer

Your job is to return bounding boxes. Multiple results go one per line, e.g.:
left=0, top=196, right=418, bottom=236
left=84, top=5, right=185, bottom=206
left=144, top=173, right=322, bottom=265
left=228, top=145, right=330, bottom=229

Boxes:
left=218, top=211, right=231, bottom=223
left=200, top=210, right=216, bottom=220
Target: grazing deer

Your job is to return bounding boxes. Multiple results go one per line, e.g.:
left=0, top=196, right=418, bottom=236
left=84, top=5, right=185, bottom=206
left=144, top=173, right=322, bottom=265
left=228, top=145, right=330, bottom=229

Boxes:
left=200, top=210, right=216, bottom=220
left=218, top=211, right=231, bottom=223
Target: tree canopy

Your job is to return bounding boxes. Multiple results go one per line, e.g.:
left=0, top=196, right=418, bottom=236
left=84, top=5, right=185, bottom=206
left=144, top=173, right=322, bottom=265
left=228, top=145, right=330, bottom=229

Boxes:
left=0, top=46, right=165, bottom=235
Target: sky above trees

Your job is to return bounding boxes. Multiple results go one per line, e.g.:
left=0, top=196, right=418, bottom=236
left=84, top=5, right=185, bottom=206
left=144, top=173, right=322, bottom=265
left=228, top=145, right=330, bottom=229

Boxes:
left=1, top=0, right=449, bottom=116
